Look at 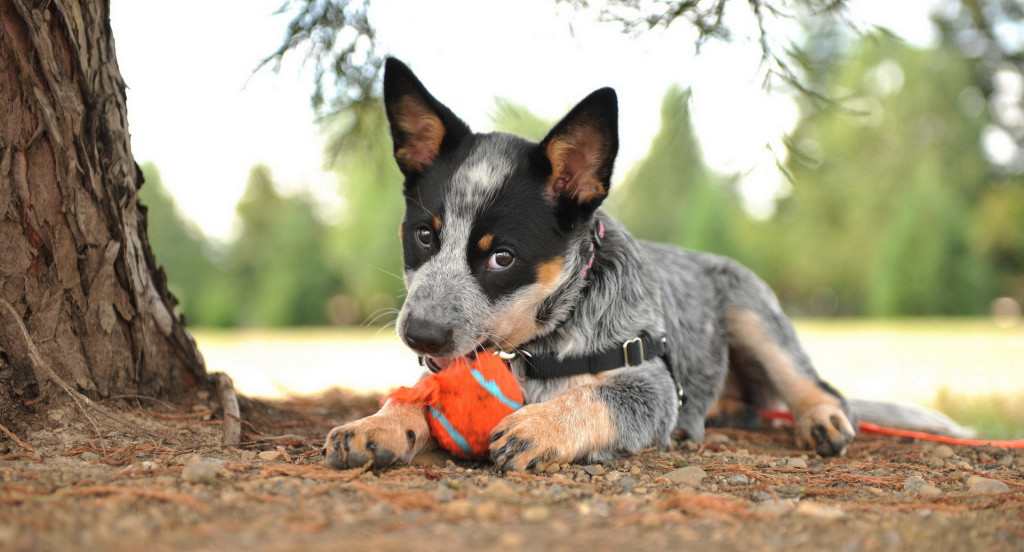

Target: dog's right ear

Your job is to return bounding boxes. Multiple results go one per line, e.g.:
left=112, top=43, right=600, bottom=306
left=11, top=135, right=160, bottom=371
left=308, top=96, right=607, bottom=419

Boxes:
left=539, top=87, right=618, bottom=214
left=383, top=58, right=470, bottom=176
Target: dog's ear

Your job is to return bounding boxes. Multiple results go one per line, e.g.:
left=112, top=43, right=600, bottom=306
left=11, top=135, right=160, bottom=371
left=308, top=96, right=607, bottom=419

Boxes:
left=383, top=58, right=470, bottom=175
left=540, top=88, right=619, bottom=210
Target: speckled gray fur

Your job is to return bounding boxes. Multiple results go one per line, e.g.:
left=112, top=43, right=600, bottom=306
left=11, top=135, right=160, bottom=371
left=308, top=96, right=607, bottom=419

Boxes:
left=399, top=135, right=849, bottom=461
left=511, top=213, right=846, bottom=451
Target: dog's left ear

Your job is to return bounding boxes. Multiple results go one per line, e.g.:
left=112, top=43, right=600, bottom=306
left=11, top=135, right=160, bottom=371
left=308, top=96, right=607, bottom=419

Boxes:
left=383, top=58, right=471, bottom=176
left=540, top=88, right=619, bottom=211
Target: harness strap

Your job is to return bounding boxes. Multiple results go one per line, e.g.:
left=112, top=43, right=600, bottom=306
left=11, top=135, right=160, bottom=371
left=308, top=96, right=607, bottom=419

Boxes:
left=511, top=331, right=686, bottom=407
left=519, top=330, right=666, bottom=378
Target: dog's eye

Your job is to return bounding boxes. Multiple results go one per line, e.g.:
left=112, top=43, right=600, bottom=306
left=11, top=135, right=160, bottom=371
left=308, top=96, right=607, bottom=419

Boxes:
left=487, top=249, right=514, bottom=270
left=415, top=226, right=434, bottom=248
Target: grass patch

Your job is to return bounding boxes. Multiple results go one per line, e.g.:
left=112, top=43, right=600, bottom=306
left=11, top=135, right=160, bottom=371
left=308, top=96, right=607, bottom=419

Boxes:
left=932, top=388, right=1024, bottom=440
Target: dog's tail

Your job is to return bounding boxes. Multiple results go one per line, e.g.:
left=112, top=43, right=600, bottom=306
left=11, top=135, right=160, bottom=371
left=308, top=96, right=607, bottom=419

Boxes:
left=847, top=398, right=977, bottom=439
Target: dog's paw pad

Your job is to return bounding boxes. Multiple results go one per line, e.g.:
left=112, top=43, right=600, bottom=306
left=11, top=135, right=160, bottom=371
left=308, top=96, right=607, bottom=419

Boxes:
left=795, top=404, right=855, bottom=457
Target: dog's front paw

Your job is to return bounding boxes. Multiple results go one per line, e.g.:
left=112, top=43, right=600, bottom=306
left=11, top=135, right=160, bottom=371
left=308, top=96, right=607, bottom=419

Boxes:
left=324, top=407, right=429, bottom=470
left=489, top=404, right=573, bottom=472
left=795, top=404, right=856, bottom=456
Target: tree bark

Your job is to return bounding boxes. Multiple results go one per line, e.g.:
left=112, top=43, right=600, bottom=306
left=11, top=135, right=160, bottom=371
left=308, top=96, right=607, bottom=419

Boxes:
left=0, top=0, right=208, bottom=428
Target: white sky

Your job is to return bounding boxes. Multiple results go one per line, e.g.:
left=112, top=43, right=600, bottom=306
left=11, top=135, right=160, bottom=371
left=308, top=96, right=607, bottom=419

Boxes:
left=110, top=0, right=941, bottom=240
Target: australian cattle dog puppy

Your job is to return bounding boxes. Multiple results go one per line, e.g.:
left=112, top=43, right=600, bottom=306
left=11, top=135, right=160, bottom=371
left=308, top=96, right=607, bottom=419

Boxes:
left=324, top=58, right=858, bottom=472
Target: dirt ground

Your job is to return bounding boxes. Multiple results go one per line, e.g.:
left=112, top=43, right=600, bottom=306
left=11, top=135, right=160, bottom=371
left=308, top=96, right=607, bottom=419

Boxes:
left=1, top=389, right=1023, bottom=552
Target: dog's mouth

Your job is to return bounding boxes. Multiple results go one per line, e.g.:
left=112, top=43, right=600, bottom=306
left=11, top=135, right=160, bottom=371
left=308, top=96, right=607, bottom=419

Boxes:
left=421, top=340, right=496, bottom=372
left=422, top=356, right=454, bottom=372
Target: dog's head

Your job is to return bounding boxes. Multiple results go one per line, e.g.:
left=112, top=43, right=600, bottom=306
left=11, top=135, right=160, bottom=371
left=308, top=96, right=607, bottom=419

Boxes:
left=384, top=58, right=618, bottom=366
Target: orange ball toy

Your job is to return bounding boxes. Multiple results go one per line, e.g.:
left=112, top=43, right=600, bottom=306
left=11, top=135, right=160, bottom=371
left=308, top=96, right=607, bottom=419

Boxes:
left=385, top=350, right=523, bottom=457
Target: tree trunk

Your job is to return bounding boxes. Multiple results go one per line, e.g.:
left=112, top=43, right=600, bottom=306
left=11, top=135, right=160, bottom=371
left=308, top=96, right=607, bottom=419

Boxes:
left=0, top=0, right=208, bottom=429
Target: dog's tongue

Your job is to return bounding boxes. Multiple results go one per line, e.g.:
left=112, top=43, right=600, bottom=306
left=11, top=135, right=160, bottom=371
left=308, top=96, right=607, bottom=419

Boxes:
left=429, top=357, right=456, bottom=371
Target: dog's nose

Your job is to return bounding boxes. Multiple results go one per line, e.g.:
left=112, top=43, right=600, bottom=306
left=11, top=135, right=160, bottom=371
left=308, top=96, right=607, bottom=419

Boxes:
left=402, top=317, right=454, bottom=355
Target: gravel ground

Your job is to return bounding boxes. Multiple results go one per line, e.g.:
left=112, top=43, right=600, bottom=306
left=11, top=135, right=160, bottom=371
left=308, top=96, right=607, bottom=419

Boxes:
left=1, top=391, right=1022, bottom=552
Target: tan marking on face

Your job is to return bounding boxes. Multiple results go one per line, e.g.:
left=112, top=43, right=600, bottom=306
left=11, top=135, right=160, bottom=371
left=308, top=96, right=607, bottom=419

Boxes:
left=535, top=256, right=564, bottom=288
left=432, top=215, right=442, bottom=232
left=491, top=257, right=565, bottom=347
left=727, top=308, right=840, bottom=418
left=477, top=233, right=494, bottom=251
left=394, top=96, right=446, bottom=172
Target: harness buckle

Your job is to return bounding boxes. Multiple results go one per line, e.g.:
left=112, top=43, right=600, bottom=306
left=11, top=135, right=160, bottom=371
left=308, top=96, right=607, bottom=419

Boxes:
left=496, top=349, right=531, bottom=361
left=622, top=337, right=644, bottom=367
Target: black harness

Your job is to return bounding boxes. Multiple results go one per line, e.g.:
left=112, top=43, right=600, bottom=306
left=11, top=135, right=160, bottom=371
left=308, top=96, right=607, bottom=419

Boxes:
left=514, top=330, right=667, bottom=379
left=503, top=330, right=685, bottom=408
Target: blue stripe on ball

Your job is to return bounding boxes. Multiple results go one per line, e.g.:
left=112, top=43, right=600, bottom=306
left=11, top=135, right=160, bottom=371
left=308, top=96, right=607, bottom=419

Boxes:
left=469, top=368, right=523, bottom=411
left=428, top=405, right=473, bottom=456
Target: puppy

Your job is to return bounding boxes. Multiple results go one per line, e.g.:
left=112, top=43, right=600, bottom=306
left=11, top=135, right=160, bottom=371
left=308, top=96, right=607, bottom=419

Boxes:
left=324, top=58, right=857, bottom=472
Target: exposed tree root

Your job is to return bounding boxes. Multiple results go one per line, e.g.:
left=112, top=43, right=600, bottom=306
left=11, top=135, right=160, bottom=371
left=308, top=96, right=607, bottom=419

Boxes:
left=213, top=372, right=241, bottom=445
left=0, top=299, right=173, bottom=444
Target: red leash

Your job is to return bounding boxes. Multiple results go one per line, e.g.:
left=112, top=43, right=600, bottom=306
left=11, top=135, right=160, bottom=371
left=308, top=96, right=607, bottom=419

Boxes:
left=760, top=410, right=1024, bottom=450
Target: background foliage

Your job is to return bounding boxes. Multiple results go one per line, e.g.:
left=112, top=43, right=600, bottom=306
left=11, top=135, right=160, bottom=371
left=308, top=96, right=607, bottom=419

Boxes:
left=141, top=1, right=1024, bottom=326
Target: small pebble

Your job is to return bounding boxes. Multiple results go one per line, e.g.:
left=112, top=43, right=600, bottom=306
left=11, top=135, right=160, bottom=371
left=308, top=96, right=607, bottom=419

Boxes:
left=903, top=475, right=927, bottom=493
left=619, top=475, right=636, bottom=492
left=796, top=501, right=844, bottom=520
left=918, top=484, right=943, bottom=498
left=704, top=433, right=730, bottom=446
left=968, top=477, right=1010, bottom=494
left=776, top=485, right=804, bottom=498
left=499, top=533, right=524, bottom=547
left=258, top=450, right=284, bottom=462
left=445, top=500, right=473, bottom=517
left=785, top=457, right=808, bottom=469
left=182, top=461, right=219, bottom=484
left=545, top=463, right=560, bottom=474
left=932, top=445, right=955, bottom=459
left=179, top=453, right=203, bottom=466
left=520, top=506, right=550, bottom=523
left=474, top=501, right=500, bottom=520
left=727, top=474, right=751, bottom=486
left=661, top=466, right=706, bottom=487
left=480, top=480, right=518, bottom=503
left=81, top=452, right=100, bottom=462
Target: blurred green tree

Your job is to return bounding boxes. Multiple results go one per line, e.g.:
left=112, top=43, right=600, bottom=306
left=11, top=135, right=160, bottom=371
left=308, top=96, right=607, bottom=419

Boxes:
left=611, top=85, right=742, bottom=257
left=490, top=98, right=552, bottom=142
left=226, top=165, right=340, bottom=326
left=323, top=99, right=406, bottom=325
left=774, top=36, right=1001, bottom=315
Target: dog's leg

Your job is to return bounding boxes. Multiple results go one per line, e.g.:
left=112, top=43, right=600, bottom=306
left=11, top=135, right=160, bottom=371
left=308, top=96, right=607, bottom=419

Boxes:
left=490, top=365, right=677, bottom=472
left=727, top=307, right=856, bottom=456
left=704, top=362, right=765, bottom=430
left=323, top=400, right=437, bottom=470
